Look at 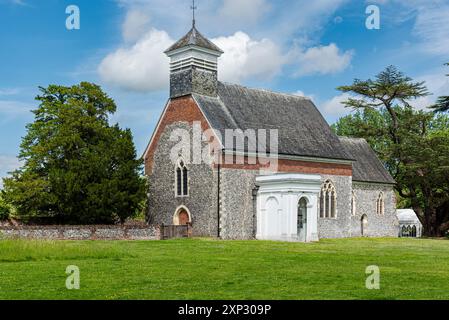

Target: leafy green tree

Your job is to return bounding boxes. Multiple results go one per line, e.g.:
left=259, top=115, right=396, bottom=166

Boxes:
left=2, top=82, right=146, bottom=224
left=0, top=194, right=11, bottom=221
left=338, top=65, right=429, bottom=144
left=431, top=63, right=449, bottom=113
left=334, top=66, right=449, bottom=236
left=331, top=108, right=395, bottom=174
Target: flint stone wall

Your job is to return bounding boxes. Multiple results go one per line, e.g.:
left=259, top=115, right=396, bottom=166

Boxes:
left=0, top=224, right=160, bottom=240
left=351, top=182, right=398, bottom=237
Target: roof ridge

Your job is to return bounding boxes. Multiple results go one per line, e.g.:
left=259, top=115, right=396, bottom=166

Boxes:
left=218, top=81, right=312, bottom=101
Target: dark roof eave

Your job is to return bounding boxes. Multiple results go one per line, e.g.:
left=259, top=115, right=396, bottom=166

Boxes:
left=277, top=152, right=355, bottom=163
left=352, top=179, right=396, bottom=185
left=164, top=44, right=223, bottom=55
left=221, top=149, right=355, bottom=163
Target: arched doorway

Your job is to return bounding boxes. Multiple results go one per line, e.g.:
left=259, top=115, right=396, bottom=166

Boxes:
left=298, top=197, right=308, bottom=242
left=361, top=214, right=368, bottom=236
left=173, top=206, right=192, bottom=226
left=178, top=209, right=189, bottom=225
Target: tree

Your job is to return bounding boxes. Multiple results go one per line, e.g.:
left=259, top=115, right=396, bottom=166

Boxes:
left=338, top=65, right=429, bottom=144
left=2, top=82, right=146, bottom=224
left=431, top=63, right=449, bottom=113
left=0, top=194, right=11, bottom=221
left=334, top=66, right=449, bottom=236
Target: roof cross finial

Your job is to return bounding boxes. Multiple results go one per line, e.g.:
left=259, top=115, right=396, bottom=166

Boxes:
left=191, top=0, right=197, bottom=28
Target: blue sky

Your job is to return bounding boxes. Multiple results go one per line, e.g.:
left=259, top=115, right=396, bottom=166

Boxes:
left=1, top=0, right=448, bottom=185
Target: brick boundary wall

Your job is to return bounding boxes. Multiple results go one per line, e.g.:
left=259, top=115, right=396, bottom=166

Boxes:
left=0, top=224, right=161, bottom=240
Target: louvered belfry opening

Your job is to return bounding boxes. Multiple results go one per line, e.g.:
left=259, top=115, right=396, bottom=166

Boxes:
left=165, top=26, right=223, bottom=99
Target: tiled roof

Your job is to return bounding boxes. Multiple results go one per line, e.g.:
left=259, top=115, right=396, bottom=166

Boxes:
left=339, top=137, right=395, bottom=184
left=193, top=82, right=353, bottom=162
left=165, top=27, right=223, bottom=53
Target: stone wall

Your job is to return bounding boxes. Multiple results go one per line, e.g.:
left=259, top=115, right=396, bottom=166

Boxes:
left=219, top=168, right=258, bottom=240
left=143, top=95, right=399, bottom=240
left=317, top=174, right=353, bottom=239
left=170, top=68, right=218, bottom=99
left=0, top=224, right=160, bottom=240
left=217, top=170, right=357, bottom=240
left=351, top=182, right=398, bottom=237
left=217, top=171, right=398, bottom=240
left=147, top=121, right=219, bottom=237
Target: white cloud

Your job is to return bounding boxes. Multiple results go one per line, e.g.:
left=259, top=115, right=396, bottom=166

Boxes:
left=97, top=1, right=354, bottom=91
left=0, top=100, right=31, bottom=117
left=122, top=9, right=151, bottom=43
left=293, top=90, right=307, bottom=97
left=294, top=43, right=354, bottom=76
left=292, top=90, right=316, bottom=101
left=114, top=0, right=351, bottom=45
left=9, top=0, right=28, bottom=6
left=412, top=68, right=449, bottom=110
left=218, top=0, right=270, bottom=25
left=98, top=28, right=172, bottom=92
left=412, top=4, right=449, bottom=56
left=369, top=0, right=449, bottom=56
left=213, top=32, right=285, bottom=83
left=0, top=88, right=20, bottom=96
left=262, top=0, right=349, bottom=39
left=0, top=155, right=21, bottom=189
left=321, top=93, right=353, bottom=118
left=99, top=28, right=286, bottom=91
left=365, top=0, right=389, bottom=4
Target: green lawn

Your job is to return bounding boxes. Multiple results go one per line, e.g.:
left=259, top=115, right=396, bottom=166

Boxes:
left=0, top=237, right=448, bottom=300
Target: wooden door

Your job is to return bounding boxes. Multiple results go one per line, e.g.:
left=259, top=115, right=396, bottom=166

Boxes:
left=178, top=210, right=189, bottom=225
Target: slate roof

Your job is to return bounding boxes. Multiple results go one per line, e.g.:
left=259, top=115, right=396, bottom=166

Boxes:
left=165, top=27, right=223, bottom=53
left=193, top=82, right=353, bottom=161
left=339, top=137, right=395, bottom=184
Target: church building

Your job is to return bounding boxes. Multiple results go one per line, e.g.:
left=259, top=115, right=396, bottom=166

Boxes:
left=143, top=22, right=399, bottom=241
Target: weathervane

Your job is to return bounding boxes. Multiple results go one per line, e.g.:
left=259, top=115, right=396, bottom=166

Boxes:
left=191, top=0, right=197, bottom=27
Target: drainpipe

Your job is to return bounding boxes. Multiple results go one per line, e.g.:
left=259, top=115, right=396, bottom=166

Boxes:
left=252, top=186, right=259, bottom=239
left=217, top=163, right=221, bottom=238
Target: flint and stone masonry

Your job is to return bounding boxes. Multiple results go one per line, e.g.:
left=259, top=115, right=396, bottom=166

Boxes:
left=0, top=225, right=160, bottom=240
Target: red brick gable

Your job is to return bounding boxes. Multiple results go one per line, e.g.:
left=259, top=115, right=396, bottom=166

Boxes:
left=144, top=96, right=213, bottom=174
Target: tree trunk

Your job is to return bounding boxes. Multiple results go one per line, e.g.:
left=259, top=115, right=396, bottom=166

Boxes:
left=422, top=207, right=440, bottom=237
left=385, top=104, right=400, bottom=145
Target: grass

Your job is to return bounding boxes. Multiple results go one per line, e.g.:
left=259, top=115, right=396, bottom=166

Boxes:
left=0, top=237, right=449, bottom=300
